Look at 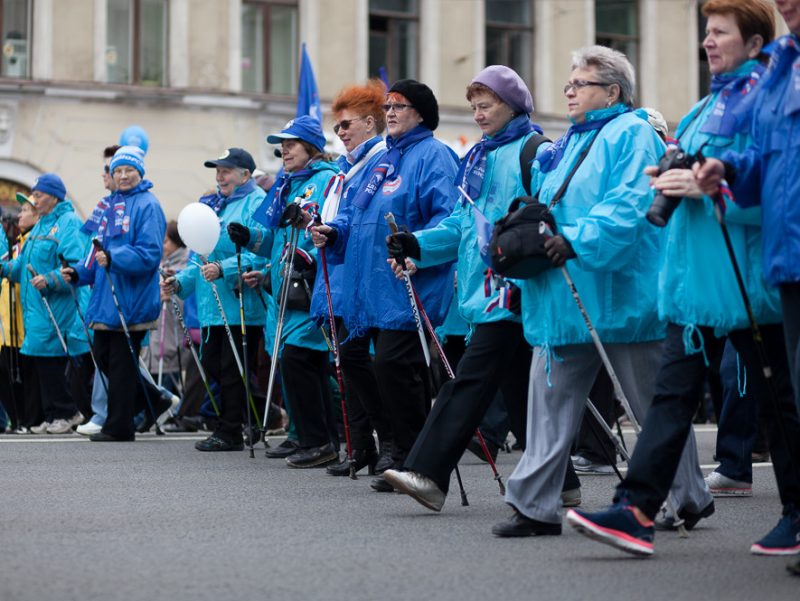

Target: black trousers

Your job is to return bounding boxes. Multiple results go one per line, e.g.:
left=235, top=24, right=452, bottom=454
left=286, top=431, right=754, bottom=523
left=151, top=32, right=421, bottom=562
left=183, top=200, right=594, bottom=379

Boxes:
left=280, top=344, right=337, bottom=449
left=781, top=283, right=800, bottom=414
left=404, top=321, right=533, bottom=493
left=0, top=347, right=23, bottom=427
left=95, top=330, right=147, bottom=439
left=338, top=323, right=391, bottom=450
left=620, top=322, right=800, bottom=518
left=200, top=326, right=260, bottom=442
left=68, top=353, right=94, bottom=419
left=31, top=355, right=78, bottom=422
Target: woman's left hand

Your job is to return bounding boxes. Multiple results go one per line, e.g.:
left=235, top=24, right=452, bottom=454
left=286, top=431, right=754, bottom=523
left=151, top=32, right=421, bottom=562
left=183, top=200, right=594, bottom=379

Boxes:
left=31, top=275, right=47, bottom=290
left=650, top=168, right=703, bottom=199
left=201, top=262, right=221, bottom=281
left=242, top=270, right=264, bottom=288
left=387, top=257, right=417, bottom=278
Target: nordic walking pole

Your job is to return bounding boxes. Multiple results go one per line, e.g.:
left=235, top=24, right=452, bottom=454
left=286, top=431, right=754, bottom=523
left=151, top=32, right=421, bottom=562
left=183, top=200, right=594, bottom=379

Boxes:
left=157, top=301, right=167, bottom=387
left=235, top=245, right=256, bottom=459
left=159, top=268, right=220, bottom=416
left=91, top=239, right=164, bottom=435
left=384, top=212, right=470, bottom=506
left=317, top=222, right=356, bottom=479
left=57, top=254, right=110, bottom=398
left=26, top=265, right=79, bottom=370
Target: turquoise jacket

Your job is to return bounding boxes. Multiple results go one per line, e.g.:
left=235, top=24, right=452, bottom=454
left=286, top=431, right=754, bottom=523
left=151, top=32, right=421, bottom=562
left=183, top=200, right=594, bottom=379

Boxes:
left=176, top=183, right=268, bottom=328
left=415, top=132, right=535, bottom=326
left=659, top=62, right=781, bottom=333
left=3, top=201, right=91, bottom=356
left=245, top=160, right=341, bottom=352
left=520, top=106, right=665, bottom=348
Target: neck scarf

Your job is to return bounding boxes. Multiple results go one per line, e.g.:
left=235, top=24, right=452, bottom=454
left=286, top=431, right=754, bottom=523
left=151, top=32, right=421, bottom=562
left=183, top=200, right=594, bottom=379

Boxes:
left=200, top=178, right=257, bottom=215
left=701, top=59, right=765, bottom=137
left=349, top=126, right=432, bottom=210
left=254, top=164, right=317, bottom=228
left=455, top=115, right=540, bottom=200
left=537, top=104, right=630, bottom=173
left=760, top=34, right=800, bottom=116
left=81, top=180, right=153, bottom=240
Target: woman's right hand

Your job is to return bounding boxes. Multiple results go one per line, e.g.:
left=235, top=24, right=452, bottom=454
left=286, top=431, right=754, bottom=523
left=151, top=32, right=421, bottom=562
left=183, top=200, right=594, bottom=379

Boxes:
left=311, top=225, right=335, bottom=248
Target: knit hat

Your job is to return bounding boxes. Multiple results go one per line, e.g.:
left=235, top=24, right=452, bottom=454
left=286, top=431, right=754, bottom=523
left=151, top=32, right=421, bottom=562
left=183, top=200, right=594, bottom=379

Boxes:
left=267, top=115, right=326, bottom=152
left=388, top=80, right=439, bottom=131
left=31, top=173, right=66, bottom=201
left=471, top=65, right=534, bottom=115
left=110, top=145, right=146, bottom=177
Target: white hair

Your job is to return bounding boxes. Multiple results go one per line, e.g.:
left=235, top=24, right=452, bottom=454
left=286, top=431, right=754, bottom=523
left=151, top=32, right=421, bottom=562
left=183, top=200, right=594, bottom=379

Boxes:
left=571, top=45, right=636, bottom=106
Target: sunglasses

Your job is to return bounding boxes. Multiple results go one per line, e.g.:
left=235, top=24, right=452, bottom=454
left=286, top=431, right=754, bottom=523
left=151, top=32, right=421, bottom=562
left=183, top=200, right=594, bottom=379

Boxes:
left=333, top=116, right=367, bottom=134
left=381, top=103, right=413, bottom=114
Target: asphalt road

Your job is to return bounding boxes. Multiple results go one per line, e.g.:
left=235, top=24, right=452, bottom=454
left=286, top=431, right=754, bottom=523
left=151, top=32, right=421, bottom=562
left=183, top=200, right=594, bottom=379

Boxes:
left=0, top=426, right=797, bottom=601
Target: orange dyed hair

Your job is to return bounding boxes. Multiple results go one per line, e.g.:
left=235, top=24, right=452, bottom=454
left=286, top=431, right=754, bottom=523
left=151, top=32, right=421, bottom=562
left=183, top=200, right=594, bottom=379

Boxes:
left=331, top=79, right=387, bottom=134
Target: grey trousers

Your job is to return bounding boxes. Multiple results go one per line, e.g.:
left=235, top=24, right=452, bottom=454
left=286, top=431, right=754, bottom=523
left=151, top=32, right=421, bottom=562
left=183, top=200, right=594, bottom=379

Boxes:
left=505, top=341, right=712, bottom=524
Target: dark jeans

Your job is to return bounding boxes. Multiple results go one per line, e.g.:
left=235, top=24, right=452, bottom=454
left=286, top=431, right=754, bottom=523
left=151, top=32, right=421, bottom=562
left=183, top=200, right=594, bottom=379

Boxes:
left=781, top=283, right=800, bottom=414
left=338, top=324, right=391, bottom=450
left=95, top=330, right=147, bottom=439
left=620, top=322, right=800, bottom=518
left=280, top=344, right=337, bottom=449
left=200, top=326, right=260, bottom=442
left=715, top=340, right=759, bottom=483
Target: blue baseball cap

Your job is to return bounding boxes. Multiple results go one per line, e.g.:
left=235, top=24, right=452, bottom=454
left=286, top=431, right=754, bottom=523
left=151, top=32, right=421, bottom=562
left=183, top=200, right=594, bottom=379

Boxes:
left=267, top=115, right=326, bottom=152
left=31, top=173, right=66, bottom=201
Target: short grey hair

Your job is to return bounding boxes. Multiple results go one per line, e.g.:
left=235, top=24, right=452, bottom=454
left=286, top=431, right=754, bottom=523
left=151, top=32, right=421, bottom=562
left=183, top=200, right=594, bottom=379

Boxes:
left=571, top=45, right=636, bottom=106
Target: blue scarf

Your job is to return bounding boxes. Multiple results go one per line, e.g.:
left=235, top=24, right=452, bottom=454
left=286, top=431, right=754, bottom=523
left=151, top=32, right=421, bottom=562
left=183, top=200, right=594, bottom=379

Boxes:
left=537, top=104, right=630, bottom=173
left=338, top=136, right=383, bottom=175
left=455, top=115, right=541, bottom=200
left=350, top=126, right=432, bottom=210
left=200, top=178, right=257, bottom=215
left=701, top=60, right=765, bottom=137
left=254, top=165, right=316, bottom=228
left=81, top=180, right=153, bottom=240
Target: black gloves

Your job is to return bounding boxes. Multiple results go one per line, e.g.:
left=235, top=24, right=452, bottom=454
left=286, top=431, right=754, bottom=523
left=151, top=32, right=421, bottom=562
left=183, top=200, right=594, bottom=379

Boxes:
left=227, top=222, right=251, bottom=247
left=280, top=203, right=304, bottom=228
left=386, top=230, right=421, bottom=264
left=544, top=234, right=576, bottom=267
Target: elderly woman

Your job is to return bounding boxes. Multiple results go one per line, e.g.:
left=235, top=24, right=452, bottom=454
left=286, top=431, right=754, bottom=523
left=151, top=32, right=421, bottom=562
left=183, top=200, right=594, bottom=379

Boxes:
left=306, top=80, right=394, bottom=477
left=573, top=0, right=800, bottom=558
left=312, top=80, right=458, bottom=492
left=490, top=46, right=667, bottom=537
left=382, top=65, right=579, bottom=511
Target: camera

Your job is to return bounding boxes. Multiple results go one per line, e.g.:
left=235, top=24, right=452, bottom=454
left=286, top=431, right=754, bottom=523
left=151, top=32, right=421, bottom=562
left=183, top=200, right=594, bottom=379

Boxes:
left=646, top=144, right=700, bottom=227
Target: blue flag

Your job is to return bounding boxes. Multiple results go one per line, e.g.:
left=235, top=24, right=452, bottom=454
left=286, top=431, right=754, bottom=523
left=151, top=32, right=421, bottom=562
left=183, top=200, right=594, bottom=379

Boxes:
left=296, top=43, right=321, bottom=121
left=378, top=66, right=390, bottom=89
left=472, top=204, right=493, bottom=268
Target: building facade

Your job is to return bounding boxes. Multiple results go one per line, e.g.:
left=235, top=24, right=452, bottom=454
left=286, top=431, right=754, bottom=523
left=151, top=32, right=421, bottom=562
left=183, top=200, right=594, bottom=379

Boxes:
left=0, top=0, right=784, bottom=219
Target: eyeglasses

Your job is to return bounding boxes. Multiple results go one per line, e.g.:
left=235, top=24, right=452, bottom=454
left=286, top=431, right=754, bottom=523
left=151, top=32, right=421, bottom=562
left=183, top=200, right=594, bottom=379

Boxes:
left=381, top=103, right=413, bottom=114
left=333, top=116, right=367, bottom=134
left=563, top=80, right=611, bottom=94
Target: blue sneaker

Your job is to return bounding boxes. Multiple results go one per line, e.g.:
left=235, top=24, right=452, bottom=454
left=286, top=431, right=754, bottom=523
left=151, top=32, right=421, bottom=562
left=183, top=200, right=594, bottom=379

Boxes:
left=750, top=506, right=800, bottom=556
left=566, top=499, right=655, bottom=557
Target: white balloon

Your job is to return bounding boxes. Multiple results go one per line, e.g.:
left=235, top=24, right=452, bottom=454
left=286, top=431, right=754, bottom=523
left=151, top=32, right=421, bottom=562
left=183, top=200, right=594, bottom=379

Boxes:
left=177, top=203, right=220, bottom=256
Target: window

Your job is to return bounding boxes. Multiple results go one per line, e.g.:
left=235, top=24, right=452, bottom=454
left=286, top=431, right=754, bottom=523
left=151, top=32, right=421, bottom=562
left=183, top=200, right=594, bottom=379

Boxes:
left=241, top=0, right=298, bottom=95
left=595, top=0, right=639, bottom=74
left=0, top=0, right=31, bottom=79
left=106, top=0, right=168, bottom=86
left=697, top=8, right=710, bottom=97
left=369, top=0, right=418, bottom=83
left=485, top=0, right=533, bottom=84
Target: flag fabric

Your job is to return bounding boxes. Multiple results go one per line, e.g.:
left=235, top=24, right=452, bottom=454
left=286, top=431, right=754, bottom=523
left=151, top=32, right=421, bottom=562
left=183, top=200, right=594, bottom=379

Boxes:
left=378, top=66, right=390, bottom=89
left=472, top=203, right=493, bottom=268
left=296, top=43, right=321, bottom=122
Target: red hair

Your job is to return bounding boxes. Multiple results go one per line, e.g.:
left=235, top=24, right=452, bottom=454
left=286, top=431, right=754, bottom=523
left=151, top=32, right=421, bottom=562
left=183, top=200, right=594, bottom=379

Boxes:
left=331, top=79, right=387, bottom=134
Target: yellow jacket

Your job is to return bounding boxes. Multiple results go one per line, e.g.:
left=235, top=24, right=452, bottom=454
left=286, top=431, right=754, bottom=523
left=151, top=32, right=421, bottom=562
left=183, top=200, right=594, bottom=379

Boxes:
left=1, top=233, right=27, bottom=348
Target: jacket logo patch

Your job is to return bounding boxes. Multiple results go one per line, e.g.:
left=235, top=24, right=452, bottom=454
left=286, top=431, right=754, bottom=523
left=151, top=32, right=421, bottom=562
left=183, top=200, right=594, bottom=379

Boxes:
left=122, top=215, right=130, bottom=232
left=301, top=184, right=316, bottom=200
left=382, top=176, right=402, bottom=195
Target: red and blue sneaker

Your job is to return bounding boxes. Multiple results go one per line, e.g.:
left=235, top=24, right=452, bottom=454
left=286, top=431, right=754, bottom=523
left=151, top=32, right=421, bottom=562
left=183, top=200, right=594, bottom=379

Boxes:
left=750, top=505, right=800, bottom=556
left=566, top=498, right=655, bottom=557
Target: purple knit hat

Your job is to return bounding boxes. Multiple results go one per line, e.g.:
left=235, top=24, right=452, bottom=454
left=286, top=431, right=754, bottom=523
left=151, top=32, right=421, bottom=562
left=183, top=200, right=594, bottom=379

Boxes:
left=471, top=65, right=533, bottom=115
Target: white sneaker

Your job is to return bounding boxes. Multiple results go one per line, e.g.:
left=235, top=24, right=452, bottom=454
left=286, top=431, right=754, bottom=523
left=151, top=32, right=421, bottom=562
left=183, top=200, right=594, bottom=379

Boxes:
left=76, top=421, right=103, bottom=436
left=705, top=470, right=752, bottom=497
left=47, top=419, right=73, bottom=434
left=30, top=421, right=51, bottom=434
left=572, top=454, right=615, bottom=475
left=68, top=412, right=84, bottom=427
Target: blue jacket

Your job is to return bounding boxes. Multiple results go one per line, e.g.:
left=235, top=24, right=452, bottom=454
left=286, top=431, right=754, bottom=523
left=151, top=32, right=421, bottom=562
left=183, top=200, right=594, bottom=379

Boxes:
left=176, top=182, right=268, bottom=328
left=414, top=131, right=536, bottom=326
left=310, top=136, right=386, bottom=326
left=3, top=201, right=91, bottom=356
left=327, top=134, right=458, bottom=333
left=659, top=70, right=781, bottom=333
left=723, top=34, right=800, bottom=286
left=74, top=183, right=166, bottom=329
left=520, top=106, right=665, bottom=348
left=244, top=160, right=341, bottom=351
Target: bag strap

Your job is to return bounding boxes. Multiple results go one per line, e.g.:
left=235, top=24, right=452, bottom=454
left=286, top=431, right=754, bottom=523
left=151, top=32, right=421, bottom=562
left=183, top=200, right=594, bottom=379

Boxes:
left=544, top=123, right=608, bottom=211
left=519, top=133, right=550, bottom=195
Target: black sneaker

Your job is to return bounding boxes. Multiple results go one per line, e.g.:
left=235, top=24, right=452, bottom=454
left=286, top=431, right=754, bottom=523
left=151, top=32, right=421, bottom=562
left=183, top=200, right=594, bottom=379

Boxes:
left=286, top=443, right=338, bottom=468
left=194, top=434, right=244, bottom=452
left=492, top=510, right=562, bottom=537
left=265, top=438, right=299, bottom=458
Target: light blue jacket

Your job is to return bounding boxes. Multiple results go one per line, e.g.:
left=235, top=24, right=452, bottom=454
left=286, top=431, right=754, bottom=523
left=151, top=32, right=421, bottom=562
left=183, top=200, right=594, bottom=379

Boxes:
left=176, top=182, right=268, bottom=328
left=327, top=134, right=458, bottom=333
left=723, top=34, right=800, bottom=286
left=659, top=68, right=781, bottom=332
left=74, top=184, right=166, bottom=329
left=4, top=200, right=91, bottom=356
left=414, top=132, right=535, bottom=326
left=243, top=160, right=341, bottom=351
left=520, top=106, right=665, bottom=348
